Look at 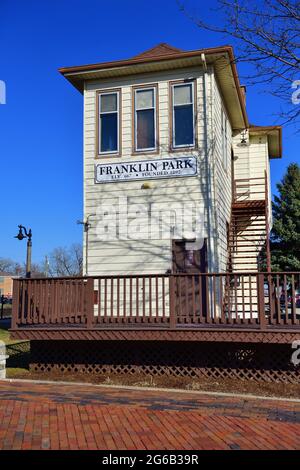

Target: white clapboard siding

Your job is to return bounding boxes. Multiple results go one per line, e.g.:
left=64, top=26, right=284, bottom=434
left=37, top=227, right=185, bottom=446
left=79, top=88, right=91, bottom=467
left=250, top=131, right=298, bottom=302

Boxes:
left=212, top=74, right=232, bottom=273
left=92, top=276, right=170, bottom=318
left=83, top=67, right=214, bottom=275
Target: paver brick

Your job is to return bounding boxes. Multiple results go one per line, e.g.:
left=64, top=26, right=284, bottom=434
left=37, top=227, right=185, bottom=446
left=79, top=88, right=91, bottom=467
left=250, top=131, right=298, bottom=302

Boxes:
left=0, top=380, right=299, bottom=450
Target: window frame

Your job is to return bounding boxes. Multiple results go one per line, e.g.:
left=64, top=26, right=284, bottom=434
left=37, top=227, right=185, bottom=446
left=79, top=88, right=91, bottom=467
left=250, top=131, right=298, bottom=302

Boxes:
left=170, top=80, right=197, bottom=151
left=96, top=88, right=121, bottom=157
left=132, top=83, right=159, bottom=154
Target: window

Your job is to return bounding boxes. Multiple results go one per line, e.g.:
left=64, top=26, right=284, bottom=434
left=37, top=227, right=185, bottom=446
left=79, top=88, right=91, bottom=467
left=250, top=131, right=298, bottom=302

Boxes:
left=221, top=108, right=228, bottom=170
left=172, top=82, right=195, bottom=148
left=98, top=90, right=120, bottom=154
left=134, top=87, right=157, bottom=151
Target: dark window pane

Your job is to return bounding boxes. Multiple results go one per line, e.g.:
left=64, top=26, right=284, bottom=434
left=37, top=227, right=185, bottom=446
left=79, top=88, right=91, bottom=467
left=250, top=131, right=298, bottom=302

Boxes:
left=174, top=104, right=194, bottom=146
left=136, top=109, right=155, bottom=149
left=100, top=113, right=118, bottom=152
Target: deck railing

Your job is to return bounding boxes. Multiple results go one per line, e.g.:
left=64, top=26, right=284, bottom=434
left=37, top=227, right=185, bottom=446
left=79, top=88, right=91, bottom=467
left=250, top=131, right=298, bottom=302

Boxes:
left=233, top=176, right=266, bottom=203
left=11, top=272, right=300, bottom=330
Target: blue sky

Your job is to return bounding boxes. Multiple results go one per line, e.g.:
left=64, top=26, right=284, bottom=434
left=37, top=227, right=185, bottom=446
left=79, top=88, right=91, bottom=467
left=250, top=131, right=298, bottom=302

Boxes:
left=0, top=0, right=299, bottom=264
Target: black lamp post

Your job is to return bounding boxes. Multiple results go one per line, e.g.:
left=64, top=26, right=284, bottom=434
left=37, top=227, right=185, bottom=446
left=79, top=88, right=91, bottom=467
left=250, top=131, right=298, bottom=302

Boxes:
left=14, top=225, right=32, bottom=278
left=77, top=214, right=95, bottom=276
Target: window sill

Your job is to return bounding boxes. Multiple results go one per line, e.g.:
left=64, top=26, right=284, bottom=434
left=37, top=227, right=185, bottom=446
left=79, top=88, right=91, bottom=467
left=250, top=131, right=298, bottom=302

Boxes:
left=95, top=152, right=122, bottom=159
left=169, top=145, right=198, bottom=153
left=131, top=148, right=160, bottom=157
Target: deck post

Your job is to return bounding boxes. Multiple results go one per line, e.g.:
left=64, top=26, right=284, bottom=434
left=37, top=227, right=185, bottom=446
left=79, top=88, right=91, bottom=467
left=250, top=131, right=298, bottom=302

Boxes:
left=257, top=273, right=266, bottom=328
left=169, top=275, right=176, bottom=329
left=11, top=279, right=20, bottom=330
left=86, top=278, right=94, bottom=329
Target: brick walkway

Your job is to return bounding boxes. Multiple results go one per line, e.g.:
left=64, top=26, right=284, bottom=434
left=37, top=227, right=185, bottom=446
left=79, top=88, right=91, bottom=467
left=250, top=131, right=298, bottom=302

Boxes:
left=0, top=380, right=299, bottom=450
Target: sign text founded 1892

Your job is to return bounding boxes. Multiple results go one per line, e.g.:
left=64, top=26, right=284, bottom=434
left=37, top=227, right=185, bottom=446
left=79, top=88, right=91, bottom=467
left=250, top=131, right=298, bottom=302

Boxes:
left=95, top=156, right=198, bottom=184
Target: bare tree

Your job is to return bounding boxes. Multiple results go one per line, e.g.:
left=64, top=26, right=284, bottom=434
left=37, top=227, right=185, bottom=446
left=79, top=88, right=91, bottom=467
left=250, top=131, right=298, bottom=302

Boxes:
left=0, top=257, right=15, bottom=274
left=48, top=243, right=83, bottom=277
left=0, top=258, right=45, bottom=277
left=1, top=244, right=82, bottom=278
left=178, top=0, right=300, bottom=125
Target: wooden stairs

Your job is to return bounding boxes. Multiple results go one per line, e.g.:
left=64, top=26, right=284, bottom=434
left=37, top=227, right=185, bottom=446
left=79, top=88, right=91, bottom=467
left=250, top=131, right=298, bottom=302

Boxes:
left=228, top=172, right=271, bottom=274
left=224, top=173, right=271, bottom=318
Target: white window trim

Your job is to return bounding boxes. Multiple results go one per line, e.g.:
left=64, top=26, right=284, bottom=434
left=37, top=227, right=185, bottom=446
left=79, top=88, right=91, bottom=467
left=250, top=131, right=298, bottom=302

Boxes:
left=98, top=90, right=119, bottom=155
left=172, top=82, right=195, bottom=149
left=134, top=87, right=157, bottom=152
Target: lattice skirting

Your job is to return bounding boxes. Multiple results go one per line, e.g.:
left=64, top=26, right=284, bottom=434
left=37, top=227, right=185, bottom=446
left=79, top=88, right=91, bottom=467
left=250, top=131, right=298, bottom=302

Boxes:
left=29, top=340, right=300, bottom=384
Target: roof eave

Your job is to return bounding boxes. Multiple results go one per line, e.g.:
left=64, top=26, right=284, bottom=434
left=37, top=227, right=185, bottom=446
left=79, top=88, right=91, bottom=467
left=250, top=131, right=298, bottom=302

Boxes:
left=59, top=46, right=248, bottom=129
left=249, top=126, right=282, bottom=159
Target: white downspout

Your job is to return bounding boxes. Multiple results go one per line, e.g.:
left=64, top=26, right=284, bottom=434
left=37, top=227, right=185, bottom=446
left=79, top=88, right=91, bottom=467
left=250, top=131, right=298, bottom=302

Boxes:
left=201, top=53, right=216, bottom=273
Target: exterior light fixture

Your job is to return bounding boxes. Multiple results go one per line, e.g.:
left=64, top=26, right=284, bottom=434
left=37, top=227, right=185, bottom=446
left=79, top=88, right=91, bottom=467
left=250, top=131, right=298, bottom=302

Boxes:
left=141, top=182, right=152, bottom=189
left=14, top=225, right=32, bottom=278
left=240, top=129, right=248, bottom=146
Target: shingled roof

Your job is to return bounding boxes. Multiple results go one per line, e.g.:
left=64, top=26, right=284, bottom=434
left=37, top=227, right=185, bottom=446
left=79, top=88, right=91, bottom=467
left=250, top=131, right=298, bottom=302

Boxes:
left=132, top=43, right=183, bottom=59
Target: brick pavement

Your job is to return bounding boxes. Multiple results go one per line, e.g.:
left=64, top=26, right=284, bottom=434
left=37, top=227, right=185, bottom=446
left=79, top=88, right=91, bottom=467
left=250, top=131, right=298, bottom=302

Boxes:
left=0, top=380, right=299, bottom=450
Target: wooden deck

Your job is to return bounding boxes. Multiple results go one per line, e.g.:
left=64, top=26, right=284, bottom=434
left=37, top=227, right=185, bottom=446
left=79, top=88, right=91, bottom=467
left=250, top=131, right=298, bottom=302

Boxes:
left=10, top=272, right=300, bottom=343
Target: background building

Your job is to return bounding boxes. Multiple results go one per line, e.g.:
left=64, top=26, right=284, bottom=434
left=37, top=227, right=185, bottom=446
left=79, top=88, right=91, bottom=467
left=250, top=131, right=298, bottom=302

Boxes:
left=0, top=275, right=13, bottom=297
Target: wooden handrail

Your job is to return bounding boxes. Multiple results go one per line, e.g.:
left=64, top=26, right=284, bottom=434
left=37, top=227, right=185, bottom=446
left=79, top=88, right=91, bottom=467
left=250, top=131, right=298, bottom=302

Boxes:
left=233, top=177, right=266, bottom=203
left=11, top=272, right=300, bottom=330
left=14, top=271, right=300, bottom=281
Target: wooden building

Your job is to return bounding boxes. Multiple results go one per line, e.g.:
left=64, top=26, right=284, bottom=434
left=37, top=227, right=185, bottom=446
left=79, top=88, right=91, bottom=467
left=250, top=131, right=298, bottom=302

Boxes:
left=0, top=275, right=13, bottom=298
left=10, top=44, right=299, bottom=383
left=60, top=43, right=281, bottom=277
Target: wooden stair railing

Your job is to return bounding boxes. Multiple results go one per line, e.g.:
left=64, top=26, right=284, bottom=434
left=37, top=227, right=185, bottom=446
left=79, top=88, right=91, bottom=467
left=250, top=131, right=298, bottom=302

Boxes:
left=228, top=175, right=269, bottom=273
left=224, top=174, right=270, bottom=317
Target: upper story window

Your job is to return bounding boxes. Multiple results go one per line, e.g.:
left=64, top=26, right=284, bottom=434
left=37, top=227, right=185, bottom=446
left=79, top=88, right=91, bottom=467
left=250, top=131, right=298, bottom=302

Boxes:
left=221, top=107, right=228, bottom=170
left=98, top=90, right=120, bottom=155
left=134, top=86, right=157, bottom=152
left=172, top=82, right=195, bottom=149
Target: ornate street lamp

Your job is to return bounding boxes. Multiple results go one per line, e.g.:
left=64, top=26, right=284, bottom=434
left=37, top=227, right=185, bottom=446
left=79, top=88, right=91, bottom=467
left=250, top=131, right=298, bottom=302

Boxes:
left=14, top=225, right=32, bottom=278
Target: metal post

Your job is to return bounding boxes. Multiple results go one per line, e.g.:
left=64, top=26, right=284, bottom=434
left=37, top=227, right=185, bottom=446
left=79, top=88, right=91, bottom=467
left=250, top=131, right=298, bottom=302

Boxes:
left=26, top=237, right=32, bottom=278
left=77, top=214, right=95, bottom=276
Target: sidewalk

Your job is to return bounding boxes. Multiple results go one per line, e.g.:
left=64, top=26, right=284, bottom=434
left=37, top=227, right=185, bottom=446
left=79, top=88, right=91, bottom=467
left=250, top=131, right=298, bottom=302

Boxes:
left=0, top=380, right=299, bottom=450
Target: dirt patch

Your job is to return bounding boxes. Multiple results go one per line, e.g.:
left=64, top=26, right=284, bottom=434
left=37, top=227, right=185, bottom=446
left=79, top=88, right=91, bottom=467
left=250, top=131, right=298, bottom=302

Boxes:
left=6, top=369, right=300, bottom=399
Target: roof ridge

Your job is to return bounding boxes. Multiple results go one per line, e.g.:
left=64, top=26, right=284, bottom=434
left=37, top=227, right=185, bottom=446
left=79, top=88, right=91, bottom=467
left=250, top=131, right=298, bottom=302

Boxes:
left=132, top=43, right=183, bottom=59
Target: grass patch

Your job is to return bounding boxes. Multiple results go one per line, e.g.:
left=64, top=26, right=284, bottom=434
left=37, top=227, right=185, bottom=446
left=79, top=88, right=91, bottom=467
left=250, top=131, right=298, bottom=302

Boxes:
left=0, top=320, right=30, bottom=373
left=0, top=319, right=26, bottom=345
left=0, top=323, right=13, bottom=345
left=6, top=368, right=30, bottom=378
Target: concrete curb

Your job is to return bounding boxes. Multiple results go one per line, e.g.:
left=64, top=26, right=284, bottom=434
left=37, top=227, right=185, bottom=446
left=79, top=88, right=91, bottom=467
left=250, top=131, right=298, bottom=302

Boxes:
left=2, top=377, right=300, bottom=403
